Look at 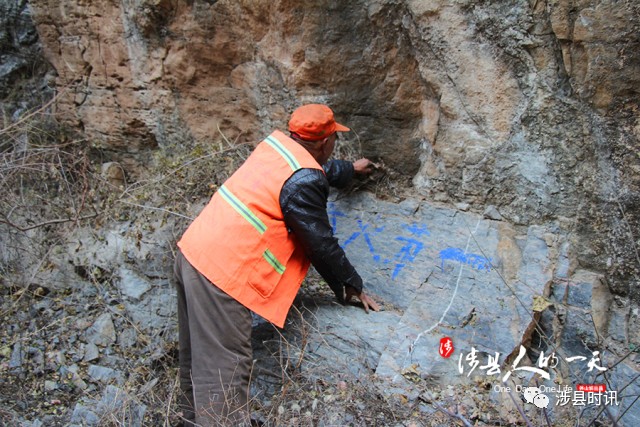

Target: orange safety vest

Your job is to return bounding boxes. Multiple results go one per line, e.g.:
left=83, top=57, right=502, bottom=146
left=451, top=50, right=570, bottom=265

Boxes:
left=178, top=130, right=324, bottom=327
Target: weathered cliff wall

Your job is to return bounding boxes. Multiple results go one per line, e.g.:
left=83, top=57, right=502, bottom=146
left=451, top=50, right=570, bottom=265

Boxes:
left=2, top=1, right=640, bottom=425
left=28, top=0, right=640, bottom=302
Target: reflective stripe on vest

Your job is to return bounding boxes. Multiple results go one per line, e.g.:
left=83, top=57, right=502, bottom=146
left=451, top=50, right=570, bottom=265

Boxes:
left=218, top=184, right=267, bottom=234
left=216, top=135, right=304, bottom=276
left=264, top=135, right=301, bottom=171
left=263, top=248, right=285, bottom=274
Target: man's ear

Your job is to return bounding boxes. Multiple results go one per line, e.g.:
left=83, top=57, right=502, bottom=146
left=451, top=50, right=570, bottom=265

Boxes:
left=316, top=137, right=329, bottom=152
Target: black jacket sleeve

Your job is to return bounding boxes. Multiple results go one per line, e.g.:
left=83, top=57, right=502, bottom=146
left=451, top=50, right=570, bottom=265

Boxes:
left=322, top=159, right=354, bottom=189
left=280, top=168, right=363, bottom=302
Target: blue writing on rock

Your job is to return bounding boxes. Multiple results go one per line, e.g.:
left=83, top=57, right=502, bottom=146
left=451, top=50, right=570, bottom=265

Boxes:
left=440, top=247, right=492, bottom=272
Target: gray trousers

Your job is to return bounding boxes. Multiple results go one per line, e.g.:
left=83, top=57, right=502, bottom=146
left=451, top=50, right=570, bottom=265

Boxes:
left=174, top=250, right=253, bottom=426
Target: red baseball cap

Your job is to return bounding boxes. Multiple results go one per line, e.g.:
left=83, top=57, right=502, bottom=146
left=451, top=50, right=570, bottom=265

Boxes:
left=288, top=104, right=350, bottom=141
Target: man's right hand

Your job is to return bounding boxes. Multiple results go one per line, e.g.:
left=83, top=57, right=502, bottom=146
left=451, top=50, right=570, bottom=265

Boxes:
left=352, top=158, right=376, bottom=176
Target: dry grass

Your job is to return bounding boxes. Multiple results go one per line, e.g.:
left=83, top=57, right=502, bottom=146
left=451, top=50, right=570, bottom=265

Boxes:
left=331, top=129, right=410, bottom=203
left=0, top=106, right=254, bottom=425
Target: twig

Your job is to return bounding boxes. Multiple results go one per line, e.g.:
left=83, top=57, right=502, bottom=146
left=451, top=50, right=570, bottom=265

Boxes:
left=534, top=378, right=553, bottom=427
left=598, top=348, right=636, bottom=373
left=0, top=212, right=97, bottom=232
left=583, top=331, right=640, bottom=426
left=289, top=305, right=310, bottom=372
left=217, top=123, right=235, bottom=148
left=507, top=388, right=535, bottom=427
left=431, top=400, right=473, bottom=427
left=0, top=86, right=69, bottom=136
left=586, top=371, right=640, bottom=427
left=615, top=393, right=640, bottom=425
left=56, top=150, right=79, bottom=219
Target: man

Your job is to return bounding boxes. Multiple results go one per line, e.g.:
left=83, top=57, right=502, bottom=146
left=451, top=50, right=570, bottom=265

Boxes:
left=174, top=104, right=380, bottom=426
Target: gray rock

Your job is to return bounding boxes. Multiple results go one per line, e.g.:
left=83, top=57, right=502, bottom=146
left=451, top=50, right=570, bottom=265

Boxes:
left=122, top=287, right=174, bottom=332
left=552, top=281, right=568, bottom=304
left=87, top=364, right=123, bottom=384
left=455, top=202, right=470, bottom=211
left=319, top=195, right=548, bottom=389
left=69, top=386, right=146, bottom=427
left=60, top=364, right=89, bottom=390
left=567, top=281, right=593, bottom=308
left=0, top=55, right=27, bottom=80
left=117, top=327, right=138, bottom=349
left=26, top=346, right=45, bottom=375
left=97, top=386, right=147, bottom=427
left=3, top=0, right=640, bottom=425
left=559, top=308, right=598, bottom=356
left=84, top=313, right=116, bottom=347
left=70, top=404, right=100, bottom=426
left=45, top=350, right=66, bottom=370
left=44, top=380, right=58, bottom=391
left=603, top=361, right=640, bottom=427
left=118, top=267, right=151, bottom=300
left=607, top=305, right=628, bottom=343
left=83, top=343, right=100, bottom=362
left=9, top=341, right=22, bottom=370
left=20, top=420, right=44, bottom=427
left=483, top=205, right=503, bottom=221
left=554, top=241, right=575, bottom=279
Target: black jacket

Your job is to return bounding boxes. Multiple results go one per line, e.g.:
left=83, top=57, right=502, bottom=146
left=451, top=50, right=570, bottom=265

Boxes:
left=279, top=159, right=363, bottom=303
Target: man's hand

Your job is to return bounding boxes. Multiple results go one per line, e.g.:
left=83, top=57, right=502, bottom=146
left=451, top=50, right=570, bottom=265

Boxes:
left=352, top=158, right=376, bottom=176
left=345, top=286, right=381, bottom=313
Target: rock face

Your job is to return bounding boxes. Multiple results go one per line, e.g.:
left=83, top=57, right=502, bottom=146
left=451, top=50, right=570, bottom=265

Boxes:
left=2, top=1, right=639, bottom=424
left=0, top=0, right=42, bottom=96
left=27, top=0, right=640, bottom=302
left=303, top=192, right=640, bottom=425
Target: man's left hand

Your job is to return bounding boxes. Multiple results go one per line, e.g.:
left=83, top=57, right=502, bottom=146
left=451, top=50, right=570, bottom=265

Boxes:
left=345, top=287, right=381, bottom=313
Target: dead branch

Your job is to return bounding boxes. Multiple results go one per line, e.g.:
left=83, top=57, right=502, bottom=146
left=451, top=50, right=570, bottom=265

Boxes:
left=430, top=400, right=473, bottom=427
left=507, top=388, right=535, bottom=427
left=0, top=212, right=97, bottom=232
